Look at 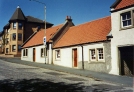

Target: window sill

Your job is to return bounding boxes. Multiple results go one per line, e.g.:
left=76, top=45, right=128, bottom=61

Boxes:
left=120, top=25, right=134, bottom=31
left=41, top=56, right=48, bottom=58
left=88, top=60, right=105, bottom=63
left=23, top=56, right=28, bottom=58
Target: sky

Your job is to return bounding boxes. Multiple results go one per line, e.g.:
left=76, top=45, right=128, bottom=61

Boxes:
left=0, top=0, right=115, bottom=31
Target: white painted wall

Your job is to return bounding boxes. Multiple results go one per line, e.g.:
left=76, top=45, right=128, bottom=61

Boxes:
left=110, top=7, right=134, bottom=75
left=53, top=43, right=104, bottom=68
left=53, top=47, right=75, bottom=68
left=21, top=45, right=49, bottom=63
left=21, top=48, right=33, bottom=62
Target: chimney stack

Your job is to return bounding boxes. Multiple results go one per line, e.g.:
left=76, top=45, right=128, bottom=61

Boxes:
left=66, top=16, right=72, bottom=21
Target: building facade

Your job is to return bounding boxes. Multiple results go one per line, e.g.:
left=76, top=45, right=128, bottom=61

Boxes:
left=21, top=0, right=134, bottom=77
left=110, top=0, right=134, bottom=76
left=1, top=6, right=53, bottom=56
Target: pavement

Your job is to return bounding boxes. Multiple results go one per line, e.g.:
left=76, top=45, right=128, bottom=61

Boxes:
left=0, top=57, right=133, bottom=87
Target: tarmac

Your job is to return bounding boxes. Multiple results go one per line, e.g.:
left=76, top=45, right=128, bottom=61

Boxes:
left=0, top=57, right=133, bottom=87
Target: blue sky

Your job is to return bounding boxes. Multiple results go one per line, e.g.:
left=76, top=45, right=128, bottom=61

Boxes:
left=0, top=0, right=115, bottom=31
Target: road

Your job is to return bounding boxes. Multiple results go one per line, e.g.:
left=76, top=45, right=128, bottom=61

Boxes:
left=0, top=59, right=133, bottom=92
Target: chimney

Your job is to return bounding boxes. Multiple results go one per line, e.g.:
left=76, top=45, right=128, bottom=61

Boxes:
left=66, top=16, right=72, bottom=21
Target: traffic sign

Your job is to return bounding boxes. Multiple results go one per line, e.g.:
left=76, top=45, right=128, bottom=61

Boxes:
left=43, top=36, right=46, bottom=45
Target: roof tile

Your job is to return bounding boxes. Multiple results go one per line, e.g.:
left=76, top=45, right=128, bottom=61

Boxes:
left=115, top=0, right=134, bottom=10
left=54, top=16, right=111, bottom=48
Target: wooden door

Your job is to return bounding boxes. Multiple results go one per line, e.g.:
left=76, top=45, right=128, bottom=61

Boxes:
left=33, top=48, right=36, bottom=62
left=73, top=49, right=77, bottom=67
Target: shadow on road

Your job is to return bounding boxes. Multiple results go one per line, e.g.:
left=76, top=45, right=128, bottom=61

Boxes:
left=0, top=78, right=85, bottom=92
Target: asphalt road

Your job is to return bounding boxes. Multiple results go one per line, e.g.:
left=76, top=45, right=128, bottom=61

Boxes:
left=0, top=59, right=133, bottom=92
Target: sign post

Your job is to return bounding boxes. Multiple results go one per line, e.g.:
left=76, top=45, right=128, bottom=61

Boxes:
left=43, top=36, right=47, bottom=64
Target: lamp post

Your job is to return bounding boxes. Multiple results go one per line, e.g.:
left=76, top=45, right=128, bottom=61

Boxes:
left=29, top=0, right=47, bottom=64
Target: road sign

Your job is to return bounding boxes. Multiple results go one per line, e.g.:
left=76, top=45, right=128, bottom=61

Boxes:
left=43, top=36, right=46, bottom=45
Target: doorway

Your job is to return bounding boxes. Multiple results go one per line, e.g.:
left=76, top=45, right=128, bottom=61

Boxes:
left=33, top=48, right=36, bottom=62
left=73, top=49, right=77, bottom=67
left=119, top=46, right=134, bottom=76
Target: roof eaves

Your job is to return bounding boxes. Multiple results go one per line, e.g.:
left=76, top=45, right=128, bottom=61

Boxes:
left=22, top=43, right=43, bottom=49
left=53, top=40, right=109, bottom=49
left=110, top=4, right=134, bottom=12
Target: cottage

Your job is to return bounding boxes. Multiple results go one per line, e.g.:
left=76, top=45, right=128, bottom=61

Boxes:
left=21, top=16, right=74, bottom=63
left=53, top=16, right=111, bottom=73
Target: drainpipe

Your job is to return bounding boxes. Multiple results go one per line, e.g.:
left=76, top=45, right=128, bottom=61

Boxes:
left=81, top=45, right=84, bottom=70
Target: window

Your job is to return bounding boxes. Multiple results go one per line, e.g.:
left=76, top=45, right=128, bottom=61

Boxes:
left=12, top=45, right=16, bottom=52
left=97, top=48, right=104, bottom=60
left=121, top=11, right=132, bottom=28
left=90, top=49, right=96, bottom=60
left=55, top=50, right=60, bottom=59
left=12, top=33, right=16, bottom=40
left=6, top=48, right=9, bottom=53
left=23, top=49, right=28, bottom=56
left=18, top=23, right=22, bottom=29
left=18, top=33, right=22, bottom=41
left=18, top=45, right=21, bottom=51
left=41, top=48, right=47, bottom=57
left=13, top=22, right=16, bottom=29
left=89, top=48, right=104, bottom=62
left=5, top=38, right=9, bottom=44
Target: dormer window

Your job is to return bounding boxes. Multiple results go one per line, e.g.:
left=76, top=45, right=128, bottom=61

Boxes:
left=13, top=22, right=16, bottom=29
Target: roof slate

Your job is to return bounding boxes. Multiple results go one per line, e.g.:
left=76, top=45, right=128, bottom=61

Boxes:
left=9, top=6, right=26, bottom=21
left=26, top=16, right=52, bottom=25
left=53, top=16, right=111, bottom=48
left=22, top=24, right=63, bottom=48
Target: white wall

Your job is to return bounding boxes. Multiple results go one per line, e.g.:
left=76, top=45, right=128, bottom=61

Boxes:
left=53, top=47, right=75, bottom=68
left=21, top=45, right=49, bottom=63
left=53, top=43, right=104, bottom=68
left=21, top=48, right=33, bottom=62
left=110, top=7, right=134, bottom=75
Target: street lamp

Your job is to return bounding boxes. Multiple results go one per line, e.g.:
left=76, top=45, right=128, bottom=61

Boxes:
left=29, top=0, right=47, bottom=64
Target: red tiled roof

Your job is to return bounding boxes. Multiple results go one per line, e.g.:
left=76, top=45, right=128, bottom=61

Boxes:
left=115, top=0, right=134, bottom=10
left=23, top=24, right=63, bottom=48
left=54, top=16, right=111, bottom=48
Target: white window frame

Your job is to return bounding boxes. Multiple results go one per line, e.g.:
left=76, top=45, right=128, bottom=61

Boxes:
left=55, top=50, right=60, bottom=60
left=23, top=49, right=28, bottom=57
left=41, top=48, right=47, bottom=57
left=90, top=49, right=96, bottom=61
left=97, top=48, right=104, bottom=61
left=121, top=11, right=133, bottom=28
left=89, top=48, right=104, bottom=62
